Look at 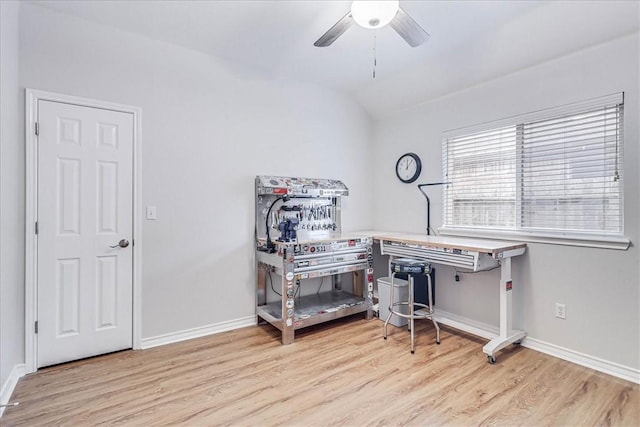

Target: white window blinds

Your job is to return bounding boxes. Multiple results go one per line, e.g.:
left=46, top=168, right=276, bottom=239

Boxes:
left=443, top=93, right=624, bottom=238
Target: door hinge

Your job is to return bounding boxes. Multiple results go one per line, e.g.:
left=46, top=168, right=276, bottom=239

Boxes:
left=35, top=122, right=39, bottom=136
left=35, top=221, right=38, bottom=234
left=34, top=321, right=38, bottom=334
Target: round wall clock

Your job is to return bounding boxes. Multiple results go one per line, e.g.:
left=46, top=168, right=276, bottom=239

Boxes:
left=395, top=152, right=422, bottom=183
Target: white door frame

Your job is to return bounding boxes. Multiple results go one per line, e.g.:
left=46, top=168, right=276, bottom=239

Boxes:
left=24, top=88, right=143, bottom=374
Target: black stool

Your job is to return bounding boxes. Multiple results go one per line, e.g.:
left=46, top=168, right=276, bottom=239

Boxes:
left=383, top=257, right=440, bottom=353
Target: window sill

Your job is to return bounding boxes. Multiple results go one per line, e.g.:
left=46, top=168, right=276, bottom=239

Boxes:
left=438, top=227, right=631, bottom=251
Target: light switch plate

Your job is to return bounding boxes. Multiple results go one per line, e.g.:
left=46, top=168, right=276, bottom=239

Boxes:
left=146, top=206, right=157, bottom=220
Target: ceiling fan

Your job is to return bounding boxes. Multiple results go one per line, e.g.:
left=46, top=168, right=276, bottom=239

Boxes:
left=314, top=0, right=429, bottom=48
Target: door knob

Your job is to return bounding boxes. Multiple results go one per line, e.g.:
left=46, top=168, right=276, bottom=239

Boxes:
left=110, top=239, right=130, bottom=248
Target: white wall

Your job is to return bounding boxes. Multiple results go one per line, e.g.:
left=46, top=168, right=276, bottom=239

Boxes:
left=18, top=3, right=373, bottom=340
left=372, top=34, right=640, bottom=370
left=0, top=0, right=25, bottom=393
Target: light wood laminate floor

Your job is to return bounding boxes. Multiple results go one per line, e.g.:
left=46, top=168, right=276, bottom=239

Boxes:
left=3, top=317, right=639, bottom=426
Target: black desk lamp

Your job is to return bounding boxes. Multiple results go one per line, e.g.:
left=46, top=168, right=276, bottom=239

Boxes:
left=417, top=182, right=451, bottom=235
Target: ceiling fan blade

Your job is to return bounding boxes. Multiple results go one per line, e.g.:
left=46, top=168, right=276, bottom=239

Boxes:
left=390, top=7, right=430, bottom=47
left=314, top=11, right=354, bottom=47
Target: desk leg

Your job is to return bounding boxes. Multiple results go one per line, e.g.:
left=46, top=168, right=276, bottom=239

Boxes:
left=482, top=257, right=526, bottom=361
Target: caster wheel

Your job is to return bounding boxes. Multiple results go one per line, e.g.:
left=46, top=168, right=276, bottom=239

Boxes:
left=411, top=350, right=415, bottom=354
left=436, top=341, right=441, bottom=345
left=383, top=337, right=387, bottom=340
left=487, top=355, right=497, bottom=364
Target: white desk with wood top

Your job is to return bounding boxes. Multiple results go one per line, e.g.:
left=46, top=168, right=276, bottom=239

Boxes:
left=355, top=231, right=527, bottom=363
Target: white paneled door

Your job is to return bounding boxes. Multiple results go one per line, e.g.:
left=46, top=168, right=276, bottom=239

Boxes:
left=37, top=100, right=133, bottom=368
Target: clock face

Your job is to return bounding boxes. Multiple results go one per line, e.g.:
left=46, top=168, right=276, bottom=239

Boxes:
left=396, top=153, right=422, bottom=183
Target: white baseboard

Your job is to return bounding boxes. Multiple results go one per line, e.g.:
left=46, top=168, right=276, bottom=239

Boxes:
left=435, top=309, right=499, bottom=340
left=522, top=337, right=640, bottom=384
left=1, top=364, right=26, bottom=418
left=435, top=309, right=639, bottom=384
left=140, top=316, right=256, bottom=349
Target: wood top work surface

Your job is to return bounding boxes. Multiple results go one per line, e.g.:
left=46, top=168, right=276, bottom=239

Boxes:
left=4, top=318, right=638, bottom=426
left=356, top=230, right=528, bottom=255
left=259, top=230, right=526, bottom=255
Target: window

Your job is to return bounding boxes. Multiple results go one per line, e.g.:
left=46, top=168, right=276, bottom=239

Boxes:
left=442, top=93, right=624, bottom=241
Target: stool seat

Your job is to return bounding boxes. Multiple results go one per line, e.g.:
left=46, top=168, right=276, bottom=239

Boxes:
left=391, top=257, right=431, bottom=275
left=383, top=258, right=440, bottom=353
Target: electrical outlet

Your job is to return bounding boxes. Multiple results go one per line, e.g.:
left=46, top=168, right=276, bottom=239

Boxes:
left=555, top=303, right=566, bottom=319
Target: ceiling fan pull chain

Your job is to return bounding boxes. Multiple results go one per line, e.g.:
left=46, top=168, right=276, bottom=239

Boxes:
left=373, top=30, right=377, bottom=78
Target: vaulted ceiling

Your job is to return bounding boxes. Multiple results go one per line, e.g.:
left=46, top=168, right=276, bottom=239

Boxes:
left=27, top=0, right=640, bottom=118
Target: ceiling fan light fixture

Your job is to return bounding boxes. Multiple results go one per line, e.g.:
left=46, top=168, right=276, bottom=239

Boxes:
left=351, top=0, right=399, bottom=29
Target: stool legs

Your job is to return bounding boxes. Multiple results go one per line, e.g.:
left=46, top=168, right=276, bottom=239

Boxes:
left=382, top=273, right=396, bottom=340
left=382, top=270, right=440, bottom=351
left=409, top=275, right=415, bottom=353
left=427, top=274, right=440, bottom=344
